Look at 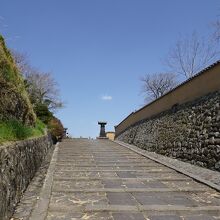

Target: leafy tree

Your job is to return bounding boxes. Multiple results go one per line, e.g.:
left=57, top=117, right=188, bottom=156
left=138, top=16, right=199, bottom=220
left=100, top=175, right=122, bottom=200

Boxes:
left=34, top=103, right=53, bottom=124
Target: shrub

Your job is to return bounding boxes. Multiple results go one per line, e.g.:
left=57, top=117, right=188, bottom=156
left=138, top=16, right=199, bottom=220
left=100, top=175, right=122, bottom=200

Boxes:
left=34, top=103, right=53, bottom=124
left=0, top=119, right=46, bottom=144
left=32, top=119, right=46, bottom=136
left=48, top=116, right=64, bottom=143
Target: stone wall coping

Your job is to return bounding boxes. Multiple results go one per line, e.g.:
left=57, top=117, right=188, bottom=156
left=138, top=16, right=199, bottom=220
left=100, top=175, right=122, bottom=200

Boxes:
left=115, top=61, right=220, bottom=136
left=114, top=140, right=220, bottom=192
left=0, top=134, right=48, bottom=149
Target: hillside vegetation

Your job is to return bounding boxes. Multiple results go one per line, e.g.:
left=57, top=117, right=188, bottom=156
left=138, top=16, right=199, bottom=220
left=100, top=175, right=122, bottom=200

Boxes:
left=0, top=35, right=36, bottom=126
left=0, top=119, right=46, bottom=144
left=0, top=35, right=65, bottom=144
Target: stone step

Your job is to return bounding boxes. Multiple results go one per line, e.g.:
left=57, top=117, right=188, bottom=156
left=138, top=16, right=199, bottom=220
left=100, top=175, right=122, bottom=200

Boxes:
left=53, top=177, right=191, bottom=181
left=47, top=204, right=220, bottom=215
left=54, top=169, right=173, bottom=172
left=55, top=164, right=161, bottom=167
left=85, top=204, right=220, bottom=213
left=52, top=187, right=209, bottom=193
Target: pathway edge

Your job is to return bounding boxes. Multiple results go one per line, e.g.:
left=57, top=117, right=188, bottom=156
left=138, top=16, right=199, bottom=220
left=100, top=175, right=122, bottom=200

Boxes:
left=113, top=140, right=220, bottom=192
left=29, top=142, right=59, bottom=220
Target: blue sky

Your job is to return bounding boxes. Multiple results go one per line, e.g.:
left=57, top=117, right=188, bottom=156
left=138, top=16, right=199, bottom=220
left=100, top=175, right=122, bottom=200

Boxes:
left=0, top=0, right=219, bottom=137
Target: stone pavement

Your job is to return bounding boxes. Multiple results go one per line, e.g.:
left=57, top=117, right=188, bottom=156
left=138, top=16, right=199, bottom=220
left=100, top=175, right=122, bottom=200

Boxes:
left=115, top=141, right=220, bottom=190
left=16, top=139, right=220, bottom=219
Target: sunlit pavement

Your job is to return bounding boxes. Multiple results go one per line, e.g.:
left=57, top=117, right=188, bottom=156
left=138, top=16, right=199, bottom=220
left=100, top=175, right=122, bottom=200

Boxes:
left=23, top=139, right=220, bottom=219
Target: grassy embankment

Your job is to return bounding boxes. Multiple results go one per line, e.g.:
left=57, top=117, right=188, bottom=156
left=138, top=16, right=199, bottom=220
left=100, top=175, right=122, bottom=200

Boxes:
left=0, top=35, right=46, bottom=144
left=0, top=119, right=46, bottom=144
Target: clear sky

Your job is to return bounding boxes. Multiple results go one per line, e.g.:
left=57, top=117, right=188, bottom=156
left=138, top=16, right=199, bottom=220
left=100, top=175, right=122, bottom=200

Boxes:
left=0, top=0, right=219, bottom=137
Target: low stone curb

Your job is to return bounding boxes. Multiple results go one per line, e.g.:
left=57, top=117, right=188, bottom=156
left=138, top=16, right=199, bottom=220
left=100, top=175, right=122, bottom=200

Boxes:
left=29, top=142, right=59, bottom=220
left=114, top=140, right=220, bottom=192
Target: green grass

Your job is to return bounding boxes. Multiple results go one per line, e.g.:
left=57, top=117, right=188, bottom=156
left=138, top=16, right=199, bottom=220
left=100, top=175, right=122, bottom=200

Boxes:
left=32, top=119, right=46, bottom=136
left=0, top=119, right=46, bottom=144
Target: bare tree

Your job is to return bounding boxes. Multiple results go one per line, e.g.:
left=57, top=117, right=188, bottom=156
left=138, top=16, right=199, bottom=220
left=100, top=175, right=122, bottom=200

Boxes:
left=165, top=32, right=218, bottom=79
left=11, top=50, right=63, bottom=111
left=25, top=71, right=63, bottom=111
left=212, top=20, right=220, bottom=42
left=141, top=72, right=177, bottom=102
left=11, top=50, right=32, bottom=76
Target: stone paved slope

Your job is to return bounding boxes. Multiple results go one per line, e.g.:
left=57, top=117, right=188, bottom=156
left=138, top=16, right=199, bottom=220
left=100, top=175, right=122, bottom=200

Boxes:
left=23, top=139, right=220, bottom=219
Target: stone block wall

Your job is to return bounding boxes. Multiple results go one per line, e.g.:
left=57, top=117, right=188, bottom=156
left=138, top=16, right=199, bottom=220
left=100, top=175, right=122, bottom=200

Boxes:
left=117, top=91, right=220, bottom=171
left=0, top=135, right=52, bottom=220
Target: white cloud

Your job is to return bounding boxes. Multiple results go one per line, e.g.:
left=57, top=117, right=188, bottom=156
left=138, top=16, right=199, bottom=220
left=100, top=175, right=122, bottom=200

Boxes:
left=101, top=95, right=113, bottom=101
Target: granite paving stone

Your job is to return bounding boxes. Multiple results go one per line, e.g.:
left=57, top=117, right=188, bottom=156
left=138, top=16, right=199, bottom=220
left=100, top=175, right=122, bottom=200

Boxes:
left=112, top=212, right=146, bottom=220
left=141, top=180, right=168, bottom=188
left=147, top=215, right=182, bottom=220
left=107, top=192, right=138, bottom=205
left=12, top=139, right=220, bottom=219
left=102, top=179, right=123, bottom=188
left=183, top=216, right=216, bottom=220
left=116, top=171, right=137, bottom=178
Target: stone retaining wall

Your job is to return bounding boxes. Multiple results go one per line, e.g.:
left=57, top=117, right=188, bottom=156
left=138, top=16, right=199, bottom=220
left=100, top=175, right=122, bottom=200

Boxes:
left=0, top=135, right=52, bottom=220
left=117, top=91, right=220, bottom=171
